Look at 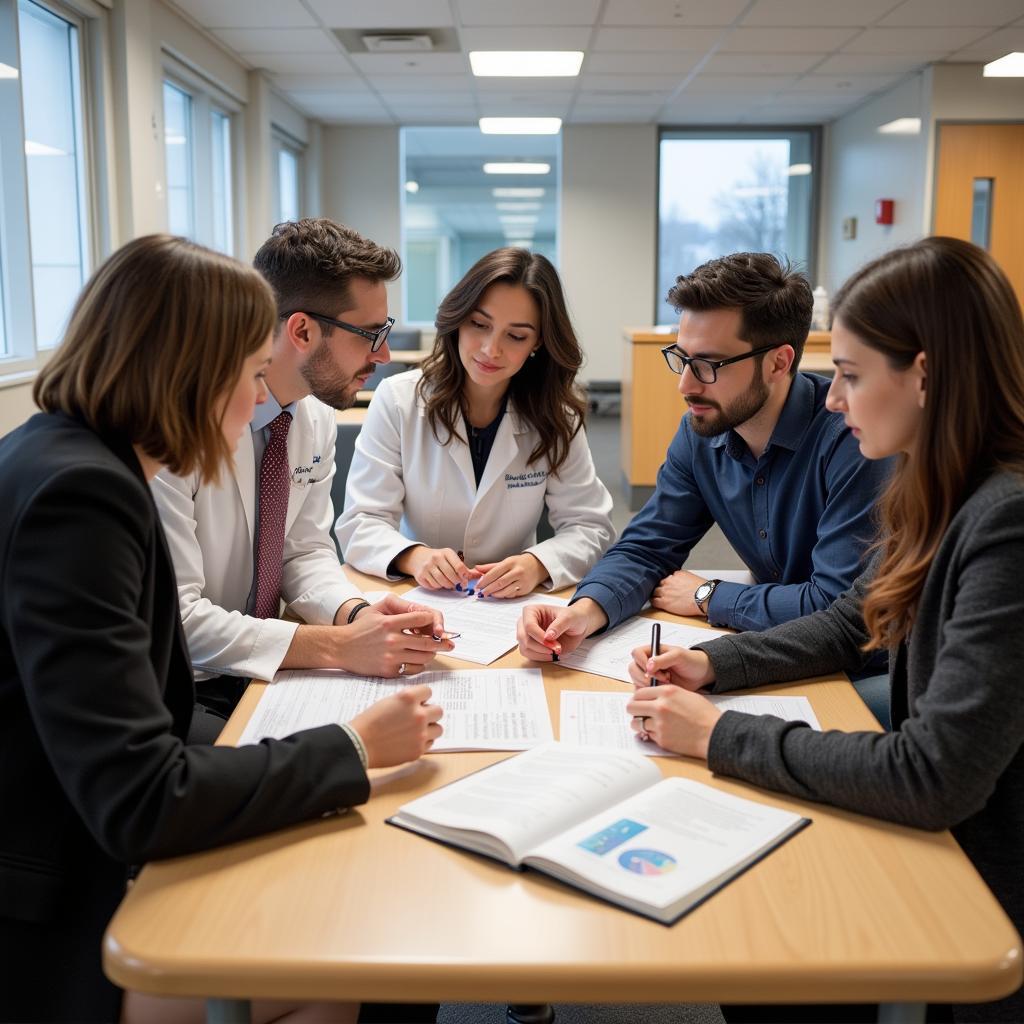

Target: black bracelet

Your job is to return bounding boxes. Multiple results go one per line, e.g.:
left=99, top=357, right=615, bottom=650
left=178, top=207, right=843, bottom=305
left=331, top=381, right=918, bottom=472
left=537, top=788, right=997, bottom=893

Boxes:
left=346, top=600, right=371, bottom=624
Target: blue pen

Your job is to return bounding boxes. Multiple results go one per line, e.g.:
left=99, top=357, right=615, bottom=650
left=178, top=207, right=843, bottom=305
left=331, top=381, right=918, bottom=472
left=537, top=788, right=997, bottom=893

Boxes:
left=648, top=622, right=661, bottom=686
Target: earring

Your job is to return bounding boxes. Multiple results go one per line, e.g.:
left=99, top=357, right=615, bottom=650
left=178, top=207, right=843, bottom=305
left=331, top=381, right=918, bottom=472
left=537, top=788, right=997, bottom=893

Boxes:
left=530, top=350, right=538, bottom=358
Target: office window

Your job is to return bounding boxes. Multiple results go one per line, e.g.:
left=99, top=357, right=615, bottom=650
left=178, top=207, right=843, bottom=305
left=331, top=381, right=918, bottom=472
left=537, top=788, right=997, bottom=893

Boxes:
left=657, top=129, right=817, bottom=324
left=163, top=81, right=194, bottom=239
left=0, top=247, right=7, bottom=358
left=401, top=126, right=560, bottom=325
left=211, top=108, right=233, bottom=255
left=274, top=138, right=301, bottom=224
left=19, top=0, right=90, bottom=349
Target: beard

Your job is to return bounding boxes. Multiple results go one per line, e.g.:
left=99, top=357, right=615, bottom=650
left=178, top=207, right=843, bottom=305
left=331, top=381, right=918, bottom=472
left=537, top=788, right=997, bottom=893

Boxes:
left=300, top=343, right=374, bottom=411
left=686, top=373, right=770, bottom=437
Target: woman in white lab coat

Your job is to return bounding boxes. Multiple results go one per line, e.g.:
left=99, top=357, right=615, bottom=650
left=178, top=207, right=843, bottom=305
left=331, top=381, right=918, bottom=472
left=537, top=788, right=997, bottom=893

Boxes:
left=336, top=247, right=615, bottom=597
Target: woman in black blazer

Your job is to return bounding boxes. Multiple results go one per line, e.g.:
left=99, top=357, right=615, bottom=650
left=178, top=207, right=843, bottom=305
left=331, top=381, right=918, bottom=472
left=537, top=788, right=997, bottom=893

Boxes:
left=0, top=235, right=442, bottom=1023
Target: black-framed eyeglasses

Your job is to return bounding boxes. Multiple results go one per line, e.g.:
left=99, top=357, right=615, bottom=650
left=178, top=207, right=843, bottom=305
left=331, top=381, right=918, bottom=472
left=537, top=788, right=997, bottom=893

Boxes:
left=279, top=311, right=395, bottom=352
left=661, top=343, right=778, bottom=384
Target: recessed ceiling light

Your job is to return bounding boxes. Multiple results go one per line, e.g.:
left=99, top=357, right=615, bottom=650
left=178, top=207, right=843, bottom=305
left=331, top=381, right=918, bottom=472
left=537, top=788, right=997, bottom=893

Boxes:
left=493, top=187, right=546, bottom=198
left=787, top=163, right=812, bottom=176
left=404, top=180, right=419, bottom=193
left=479, top=117, right=562, bottom=135
left=496, top=202, right=541, bottom=211
left=0, top=63, right=18, bottom=79
left=484, top=162, right=550, bottom=175
left=877, top=118, right=921, bottom=135
left=500, top=217, right=538, bottom=227
left=983, top=52, right=1024, bottom=76
left=470, top=51, right=583, bottom=77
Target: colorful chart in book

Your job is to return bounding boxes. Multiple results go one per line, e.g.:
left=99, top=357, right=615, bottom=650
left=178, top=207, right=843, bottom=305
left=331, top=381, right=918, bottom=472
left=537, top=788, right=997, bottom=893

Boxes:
left=618, top=848, right=677, bottom=876
left=577, top=818, right=648, bottom=856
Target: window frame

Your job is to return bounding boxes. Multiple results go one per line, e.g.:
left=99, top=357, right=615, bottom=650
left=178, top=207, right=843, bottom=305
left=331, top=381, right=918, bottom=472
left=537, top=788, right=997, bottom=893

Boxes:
left=161, top=54, right=241, bottom=256
left=272, top=128, right=304, bottom=226
left=654, top=125, right=822, bottom=325
left=0, top=0, right=102, bottom=383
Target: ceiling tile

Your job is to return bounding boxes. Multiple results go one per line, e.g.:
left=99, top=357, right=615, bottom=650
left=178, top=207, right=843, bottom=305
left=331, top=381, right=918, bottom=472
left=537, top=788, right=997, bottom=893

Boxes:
left=741, top=107, right=833, bottom=122
left=477, top=95, right=572, bottom=116
left=213, top=27, right=338, bottom=52
left=741, top=0, right=901, bottom=27
left=397, top=110, right=477, bottom=123
left=245, top=53, right=355, bottom=74
left=584, top=51, right=704, bottom=73
left=287, top=92, right=392, bottom=118
left=946, top=26, right=1024, bottom=58
left=574, top=92, right=671, bottom=106
left=349, top=53, right=470, bottom=74
left=701, top=53, right=825, bottom=73
left=878, top=0, right=1024, bottom=27
left=272, top=74, right=368, bottom=92
left=842, top=27, right=992, bottom=52
left=170, top=0, right=317, bottom=29
left=579, top=73, right=688, bottom=91
left=373, top=91, right=473, bottom=105
left=458, top=26, right=593, bottom=49
left=569, top=107, right=657, bottom=122
left=784, top=72, right=899, bottom=92
left=305, top=0, right=453, bottom=29
left=719, top=26, right=861, bottom=51
left=474, top=76, right=578, bottom=91
left=813, top=53, right=939, bottom=72
left=601, top=0, right=747, bottom=26
left=370, top=75, right=471, bottom=94
left=455, top=0, right=601, bottom=26
left=593, top=26, right=725, bottom=51
left=684, top=74, right=800, bottom=93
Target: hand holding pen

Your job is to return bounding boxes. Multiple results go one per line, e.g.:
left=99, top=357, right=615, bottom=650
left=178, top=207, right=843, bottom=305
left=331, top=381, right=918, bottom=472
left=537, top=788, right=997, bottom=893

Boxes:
left=635, top=622, right=660, bottom=741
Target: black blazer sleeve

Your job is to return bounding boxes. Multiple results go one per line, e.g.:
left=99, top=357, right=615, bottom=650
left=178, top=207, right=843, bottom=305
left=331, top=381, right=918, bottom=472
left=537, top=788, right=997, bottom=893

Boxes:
left=4, top=461, right=369, bottom=864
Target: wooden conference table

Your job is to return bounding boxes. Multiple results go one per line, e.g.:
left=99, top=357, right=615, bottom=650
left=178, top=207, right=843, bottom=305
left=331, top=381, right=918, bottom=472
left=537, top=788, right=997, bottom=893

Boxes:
left=104, top=569, right=1022, bottom=1024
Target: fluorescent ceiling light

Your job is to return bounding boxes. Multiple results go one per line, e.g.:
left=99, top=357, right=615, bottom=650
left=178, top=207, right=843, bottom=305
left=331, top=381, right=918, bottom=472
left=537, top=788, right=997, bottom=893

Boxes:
left=470, top=51, right=583, bottom=77
left=0, top=63, right=18, bottom=79
left=983, top=52, right=1024, bottom=76
left=484, top=162, right=550, bottom=175
left=24, top=140, right=67, bottom=156
left=492, top=187, right=545, bottom=198
left=500, top=215, right=538, bottom=224
left=496, top=202, right=541, bottom=211
left=404, top=180, right=419, bottom=193
left=787, top=163, right=812, bottom=176
left=480, top=117, right=562, bottom=135
left=877, top=117, right=921, bottom=135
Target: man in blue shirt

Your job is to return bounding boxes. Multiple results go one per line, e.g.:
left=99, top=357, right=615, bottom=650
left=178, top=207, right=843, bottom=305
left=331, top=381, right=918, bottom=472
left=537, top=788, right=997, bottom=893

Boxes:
left=518, top=252, right=891, bottom=664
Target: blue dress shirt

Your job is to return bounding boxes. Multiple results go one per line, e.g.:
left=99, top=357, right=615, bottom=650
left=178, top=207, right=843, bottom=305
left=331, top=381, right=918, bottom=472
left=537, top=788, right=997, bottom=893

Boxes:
left=575, top=373, right=893, bottom=633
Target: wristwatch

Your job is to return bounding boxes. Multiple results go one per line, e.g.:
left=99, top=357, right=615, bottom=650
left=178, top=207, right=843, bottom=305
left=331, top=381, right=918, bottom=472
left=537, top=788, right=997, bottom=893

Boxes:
left=693, top=579, right=720, bottom=617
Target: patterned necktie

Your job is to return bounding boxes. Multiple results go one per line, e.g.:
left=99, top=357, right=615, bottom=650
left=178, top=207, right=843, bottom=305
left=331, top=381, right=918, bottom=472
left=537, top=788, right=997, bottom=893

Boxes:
left=253, top=411, right=293, bottom=619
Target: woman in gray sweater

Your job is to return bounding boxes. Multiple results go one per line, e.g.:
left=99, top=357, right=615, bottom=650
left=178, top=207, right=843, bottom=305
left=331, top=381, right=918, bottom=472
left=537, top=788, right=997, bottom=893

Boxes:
left=625, top=236, right=1024, bottom=1023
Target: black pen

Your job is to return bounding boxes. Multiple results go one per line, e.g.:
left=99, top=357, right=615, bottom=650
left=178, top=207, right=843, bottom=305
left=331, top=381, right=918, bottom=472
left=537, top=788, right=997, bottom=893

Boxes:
left=648, top=622, right=661, bottom=687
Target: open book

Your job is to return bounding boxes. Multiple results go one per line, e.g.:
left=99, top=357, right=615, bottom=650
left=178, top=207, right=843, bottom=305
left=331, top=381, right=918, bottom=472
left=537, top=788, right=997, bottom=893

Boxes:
left=389, top=743, right=810, bottom=924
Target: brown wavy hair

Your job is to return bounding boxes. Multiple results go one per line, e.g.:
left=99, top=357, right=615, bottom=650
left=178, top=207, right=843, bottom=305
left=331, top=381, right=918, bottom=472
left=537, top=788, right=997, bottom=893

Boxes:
left=417, top=247, right=586, bottom=474
left=34, top=234, right=275, bottom=483
left=833, top=237, right=1024, bottom=649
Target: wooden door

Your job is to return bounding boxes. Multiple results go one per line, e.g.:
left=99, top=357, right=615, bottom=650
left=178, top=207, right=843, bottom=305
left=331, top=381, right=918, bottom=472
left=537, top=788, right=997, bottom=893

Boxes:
left=934, top=123, right=1024, bottom=306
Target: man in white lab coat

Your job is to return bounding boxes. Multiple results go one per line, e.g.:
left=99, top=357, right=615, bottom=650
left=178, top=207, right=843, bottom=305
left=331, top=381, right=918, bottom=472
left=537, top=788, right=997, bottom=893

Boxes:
left=153, top=219, right=453, bottom=724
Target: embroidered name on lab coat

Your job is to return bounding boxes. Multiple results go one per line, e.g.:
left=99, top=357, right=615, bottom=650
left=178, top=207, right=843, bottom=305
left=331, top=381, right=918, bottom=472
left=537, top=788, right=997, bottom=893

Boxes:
left=505, top=470, right=547, bottom=489
left=291, top=461, right=323, bottom=485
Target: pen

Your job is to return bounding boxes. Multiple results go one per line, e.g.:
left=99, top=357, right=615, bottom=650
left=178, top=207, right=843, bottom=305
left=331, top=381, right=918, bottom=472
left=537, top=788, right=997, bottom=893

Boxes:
left=648, top=622, right=661, bottom=686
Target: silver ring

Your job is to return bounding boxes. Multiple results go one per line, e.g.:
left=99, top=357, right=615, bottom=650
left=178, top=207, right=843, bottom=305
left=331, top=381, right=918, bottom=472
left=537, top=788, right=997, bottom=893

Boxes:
left=398, top=662, right=407, bottom=676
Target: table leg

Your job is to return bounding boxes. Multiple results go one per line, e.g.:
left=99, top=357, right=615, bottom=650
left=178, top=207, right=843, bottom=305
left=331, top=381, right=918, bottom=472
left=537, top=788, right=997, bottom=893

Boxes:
left=878, top=1004, right=926, bottom=1024
left=506, top=1005, right=555, bottom=1024
left=207, top=998, right=252, bottom=1024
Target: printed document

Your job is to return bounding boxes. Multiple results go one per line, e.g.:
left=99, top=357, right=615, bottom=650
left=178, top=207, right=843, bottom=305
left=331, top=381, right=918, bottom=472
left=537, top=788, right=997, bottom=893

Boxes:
left=236, top=668, right=553, bottom=751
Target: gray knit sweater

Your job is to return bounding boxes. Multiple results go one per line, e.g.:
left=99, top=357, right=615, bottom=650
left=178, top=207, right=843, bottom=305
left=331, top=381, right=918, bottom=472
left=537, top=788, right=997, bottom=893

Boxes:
left=696, top=471, right=1024, bottom=1021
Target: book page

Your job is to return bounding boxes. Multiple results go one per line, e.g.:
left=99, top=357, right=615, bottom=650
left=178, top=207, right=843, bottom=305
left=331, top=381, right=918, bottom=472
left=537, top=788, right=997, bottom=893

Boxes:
left=370, top=588, right=568, bottom=666
left=396, top=742, right=661, bottom=863
left=559, top=690, right=821, bottom=757
left=236, top=668, right=553, bottom=751
left=558, top=618, right=728, bottom=684
left=528, top=776, right=805, bottom=914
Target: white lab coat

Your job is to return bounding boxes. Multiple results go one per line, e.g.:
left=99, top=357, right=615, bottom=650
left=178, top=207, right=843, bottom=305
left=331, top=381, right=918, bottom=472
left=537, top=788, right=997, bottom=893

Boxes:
left=152, top=394, right=360, bottom=681
left=336, top=370, right=615, bottom=590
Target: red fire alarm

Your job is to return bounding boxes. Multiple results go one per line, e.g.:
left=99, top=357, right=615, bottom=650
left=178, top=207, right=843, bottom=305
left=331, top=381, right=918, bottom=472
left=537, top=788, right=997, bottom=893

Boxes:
left=875, top=199, right=894, bottom=225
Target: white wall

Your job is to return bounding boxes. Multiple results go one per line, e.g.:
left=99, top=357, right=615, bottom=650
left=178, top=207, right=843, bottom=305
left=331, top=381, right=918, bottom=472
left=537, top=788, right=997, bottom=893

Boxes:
left=819, top=70, right=932, bottom=293
left=931, top=62, right=1024, bottom=121
left=560, top=124, right=658, bottom=383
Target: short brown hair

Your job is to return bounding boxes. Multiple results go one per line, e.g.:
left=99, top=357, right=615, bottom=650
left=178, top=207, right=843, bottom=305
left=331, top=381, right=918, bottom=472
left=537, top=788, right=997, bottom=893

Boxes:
left=34, top=234, right=275, bottom=483
left=419, top=247, right=586, bottom=475
left=666, top=252, right=813, bottom=372
left=253, top=218, right=401, bottom=328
